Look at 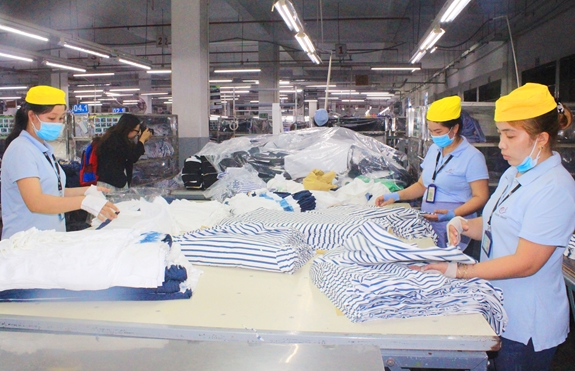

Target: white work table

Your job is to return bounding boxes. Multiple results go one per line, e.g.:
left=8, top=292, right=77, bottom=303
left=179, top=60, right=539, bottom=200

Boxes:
left=0, top=259, right=498, bottom=370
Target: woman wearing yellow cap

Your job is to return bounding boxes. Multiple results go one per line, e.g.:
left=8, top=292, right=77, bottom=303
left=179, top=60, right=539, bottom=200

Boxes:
left=0, top=85, right=119, bottom=239
left=423, top=83, right=575, bottom=369
left=375, top=95, right=490, bottom=249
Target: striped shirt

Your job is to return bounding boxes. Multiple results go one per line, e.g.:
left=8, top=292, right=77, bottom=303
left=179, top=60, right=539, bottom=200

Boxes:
left=174, top=223, right=314, bottom=273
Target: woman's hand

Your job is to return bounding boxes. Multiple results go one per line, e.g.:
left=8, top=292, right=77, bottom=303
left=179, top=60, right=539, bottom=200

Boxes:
left=375, top=192, right=399, bottom=207
left=96, top=186, right=111, bottom=193
left=423, top=209, right=455, bottom=222
left=139, top=128, right=152, bottom=143
left=97, top=201, right=120, bottom=221
left=447, top=217, right=469, bottom=246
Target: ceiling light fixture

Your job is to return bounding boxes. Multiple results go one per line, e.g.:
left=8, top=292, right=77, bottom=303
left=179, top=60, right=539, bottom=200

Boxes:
left=74, top=90, right=104, bottom=93
left=295, top=32, right=316, bottom=54
left=0, top=86, right=27, bottom=90
left=140, top=92, right=169, bottom=96
left=272, top=0, right=304, bottom=33
left=440, top=0, right=472, bottom=23
left=0, top=96, right=22, bottom=100
left=117, top=58, right=151, bottom=70
left=73, top=72, right=115, bottom=77
left=371, top=65, right=421, bottom=71
left=109, top=88, right=140, bottom=92
left=410, top=49, right=427, bottom=64
left=209, top=79, right=233, bottom=83
left=43, top=61, right=86, bottom=73
left=420, top=27, right=445, bottom=51
left=307, top=52, right=321, bottom=64
left=146, top=69, right=172, bottom=74
left=0, top=24, right=48, bottom=42
left=0, top=51, right=33, bottom=62
left=62, top=43, right=110, bottom=58
left=214, top=68, right=261, bottom=73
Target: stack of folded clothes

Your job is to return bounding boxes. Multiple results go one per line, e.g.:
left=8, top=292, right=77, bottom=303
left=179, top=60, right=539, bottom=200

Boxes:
left=0, top=228, right=202, bottom=302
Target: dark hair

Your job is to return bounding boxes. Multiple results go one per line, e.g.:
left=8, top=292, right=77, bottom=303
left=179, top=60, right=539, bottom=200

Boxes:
left=5, top=102, right=64, bottom=148
left=509, top=105, right=573, bottom=149
left=96, top=113, right=141, bottom=155
left=438, top=117, right=462, bottom=137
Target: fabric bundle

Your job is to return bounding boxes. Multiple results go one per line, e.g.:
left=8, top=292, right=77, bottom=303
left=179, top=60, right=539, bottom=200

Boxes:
left=174, top=223, right=315, bottom=273
left=0, top=228, right=201, bottom=302
left=310, top=225, right=507, bottom=335
left=219, top=205, right=437, bottom=250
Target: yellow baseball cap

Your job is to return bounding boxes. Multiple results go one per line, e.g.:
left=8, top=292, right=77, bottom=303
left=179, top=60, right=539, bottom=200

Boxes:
left=494, top=83, right=556, bottom=122
left=426, top=95, right=461, bottom=122
left=25, top=85, right=66, bottom=105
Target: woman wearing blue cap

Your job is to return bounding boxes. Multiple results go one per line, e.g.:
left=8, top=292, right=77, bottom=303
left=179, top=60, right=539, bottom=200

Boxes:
left=1, top=85, right=119, bottom=239
left=375, top=95, right=490, bottom=249
left=424, top=83, right=575, bottom=370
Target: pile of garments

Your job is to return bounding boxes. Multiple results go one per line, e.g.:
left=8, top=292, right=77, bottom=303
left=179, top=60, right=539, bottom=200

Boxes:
left=0, top=228, right=201, bottom=302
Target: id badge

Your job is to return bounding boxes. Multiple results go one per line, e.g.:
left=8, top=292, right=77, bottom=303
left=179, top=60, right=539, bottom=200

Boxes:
left=426, top=184, right=437, bottom=203
left=482, top=229, right=493, bottom=257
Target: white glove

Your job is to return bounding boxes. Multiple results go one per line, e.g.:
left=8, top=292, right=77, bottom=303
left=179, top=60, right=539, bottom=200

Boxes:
left=444, top=262, right=457, bottom=278
left=81, top=194, right=108, bottom=216
left=446, top=216, right=466, bottom=246
left=84, top=185, right=103, bottom=197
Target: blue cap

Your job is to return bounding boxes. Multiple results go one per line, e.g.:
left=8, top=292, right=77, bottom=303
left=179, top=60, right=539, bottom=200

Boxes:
left=314, top=109, right=329, bottom=126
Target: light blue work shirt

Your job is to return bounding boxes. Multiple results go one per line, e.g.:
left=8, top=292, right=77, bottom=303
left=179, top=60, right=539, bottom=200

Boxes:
left=1, top=131, right=66, bottom=239
left=481, top=152, right=575, bottom=351
left=421, top=136, right=489, bottom=203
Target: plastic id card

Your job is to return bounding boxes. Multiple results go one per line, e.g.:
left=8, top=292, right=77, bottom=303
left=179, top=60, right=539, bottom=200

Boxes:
left=482, top=229, right=493, bottom=257
left=426, top=184, right=437, bottom=203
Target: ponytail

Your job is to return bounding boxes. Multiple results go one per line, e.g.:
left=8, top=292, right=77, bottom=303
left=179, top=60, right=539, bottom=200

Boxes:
left=5, top=102, right=58, bottom=149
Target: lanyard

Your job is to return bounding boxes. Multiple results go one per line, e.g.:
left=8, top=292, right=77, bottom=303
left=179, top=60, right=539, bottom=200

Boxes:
left=431, top=152, right=453, bottom=182
left=487, top=182, right=521, bottom=227
left=43, top=152, right=63, bottom=193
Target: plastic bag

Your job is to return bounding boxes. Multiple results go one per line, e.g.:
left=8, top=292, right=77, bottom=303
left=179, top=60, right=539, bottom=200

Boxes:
left=204, top=164, right=267, bottom=202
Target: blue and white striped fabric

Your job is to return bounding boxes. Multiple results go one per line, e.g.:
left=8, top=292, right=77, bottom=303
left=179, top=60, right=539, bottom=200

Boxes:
left=173, top=223, right=314, bottom=273
left=218, top=205, right=437, bottom=251
left=310, top=257, right=507, bottom=335
left=329, top=221, right=476, bottom=265
left=565, top=234, right=575, bottom=259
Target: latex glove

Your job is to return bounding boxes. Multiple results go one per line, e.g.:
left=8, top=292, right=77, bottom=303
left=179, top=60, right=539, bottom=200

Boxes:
left=375, top=192, right=399, bottom=206
left=437, top=210, right=456, bottom=222
left=443, top=262, right=457, bottom=278
left=446, top=216, right=467, bottom=246
left=81, top=194, right=108, bottom=216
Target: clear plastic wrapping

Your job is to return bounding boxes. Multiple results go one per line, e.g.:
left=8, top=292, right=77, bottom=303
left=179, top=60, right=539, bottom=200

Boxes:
left=196, top=127, right=412, bottom=186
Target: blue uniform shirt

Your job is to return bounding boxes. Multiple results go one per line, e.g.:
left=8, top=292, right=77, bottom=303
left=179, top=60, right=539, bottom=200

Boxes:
left=421, top=137, right=489, bottom=203
left=481, top=152, right=575, bottom=351
left=1, top=131, right=66, bottom=239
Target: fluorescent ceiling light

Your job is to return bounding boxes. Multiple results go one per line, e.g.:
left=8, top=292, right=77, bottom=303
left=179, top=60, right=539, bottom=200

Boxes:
left=140, top=92, right=169, bottom=96
left=331, top=92, right=362, bottom=95
left=75, top=95, right=103, bottom=98
left=44, top=61, right=86, bottom=72
left=371, top=66, right=421, bottom=71
left=117, top=58, right=151, bottom=70
left=0, top=96, right=21, bottom=100
left=295, top=32, right=316, bottom=54
left=420, top=27, right=445, bottom=51
left=341, top=99, right=364, bottom=102
left=280, top=89, right=302, bottom=93
left=98, top=98, right=116, bottom=101
left=429, top=46, right=438, bottom=54
left=73, top=72, right=115, bottom=77
left=63, top=43, right=110, bottom=58
left=307, top=52, right=322, bottom=64
left=272, top=0, right=304, bottom=32
left=81, top=100, right=101, bottom=104
left=105, top=92, right=133, bottom=97
left=279, top=80, right=291, bottom=85
left=147, top=69, right=171, bottom=74
left=440, top=0, right=472, bottom=23
left=165, top=102, right=172, bottom=104
left=77, top=83, right=110, bottom=87
left=156, top=96, right=172, bottom=100
left=308, top=84, right=337, bottom=88
left=123, top=102, right=138, bottom=105
left=220, top=85, right=252, bottom=89
left=109, top=88, right=140, bottom=92
left=74, top=89, right=104, bottom=93
left=214, top=68, right=261, bottom=73
left=209, top=79, right=233, bottom=83
left=250, top=100, right=259, bottom=103
left=0, top=51, right=33, bottom=62
left=123, top=100, right=140, bottom=103
left=0, top=25, right=48, bottom=42
left=87, top=103, right=102, bottom=106
left=0, top=86, right=27, bottom=90
left=410, top=49, right=427, bottom=64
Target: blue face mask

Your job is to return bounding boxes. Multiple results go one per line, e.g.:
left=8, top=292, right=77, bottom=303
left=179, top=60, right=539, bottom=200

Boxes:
left=33, top=114, right=64, bottom=141
left=516, top=140, right=541, bottom=173
left=431, top=127, right=454, bottom=148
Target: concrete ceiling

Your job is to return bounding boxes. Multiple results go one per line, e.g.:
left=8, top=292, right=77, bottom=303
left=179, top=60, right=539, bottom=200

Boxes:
left=0, top=0, right=572, bottom=103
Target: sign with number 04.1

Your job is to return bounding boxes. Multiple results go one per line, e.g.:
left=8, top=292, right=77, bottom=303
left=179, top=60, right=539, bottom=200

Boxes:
left=157, top=35, right=170, bottom=48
